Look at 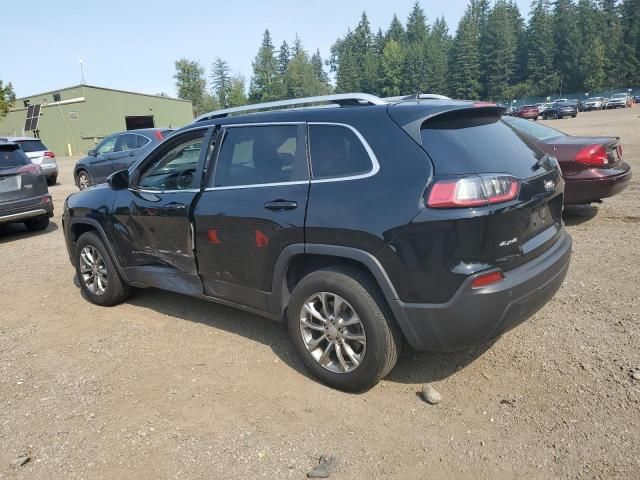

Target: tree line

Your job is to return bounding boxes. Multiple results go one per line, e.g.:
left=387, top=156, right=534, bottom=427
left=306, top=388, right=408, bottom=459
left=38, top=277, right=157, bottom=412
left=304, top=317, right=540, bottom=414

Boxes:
left=175, top=0, right=640, bottom=114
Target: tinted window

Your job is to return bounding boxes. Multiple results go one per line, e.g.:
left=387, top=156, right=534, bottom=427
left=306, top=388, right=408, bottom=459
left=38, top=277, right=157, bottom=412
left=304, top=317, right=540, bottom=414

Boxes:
left=213, top=125, right=307, bottom=187
left=420, top=111, right=543, bottom=177
left=96, top=136, right=117, bottom=155
left=136, top=135, right=150, bottom=148
left=114, top=134, right=139, bottom=152
left=0, top=146, right=30, bottom=168
left=502, top=116, right=566, bottom=141
left=308, top=125, right=372, bottom=179
left=137, top=132, right=204, bottom=190
left=16, top=140, right=47, bottom=152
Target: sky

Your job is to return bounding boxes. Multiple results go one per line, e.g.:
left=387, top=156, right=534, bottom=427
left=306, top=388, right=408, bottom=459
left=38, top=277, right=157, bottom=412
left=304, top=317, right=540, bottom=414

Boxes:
left=4, top=0, right=531, bottom=99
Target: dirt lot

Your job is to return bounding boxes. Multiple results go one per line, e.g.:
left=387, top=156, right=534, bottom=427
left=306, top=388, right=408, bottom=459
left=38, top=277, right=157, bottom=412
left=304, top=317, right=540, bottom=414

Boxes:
left=1, top=107, right=639, bottom=479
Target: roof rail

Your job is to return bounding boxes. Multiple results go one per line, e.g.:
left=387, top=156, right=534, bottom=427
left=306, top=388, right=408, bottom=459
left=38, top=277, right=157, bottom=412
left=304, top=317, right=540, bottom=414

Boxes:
left=383, top=93, right=452, bottom=102
left=193, top=93, right=387, bottom=122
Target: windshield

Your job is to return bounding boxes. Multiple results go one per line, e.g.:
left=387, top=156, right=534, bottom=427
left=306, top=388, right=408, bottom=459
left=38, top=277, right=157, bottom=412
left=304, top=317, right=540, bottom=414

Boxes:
left=611, top=93, right=626, bottom=98
left=502, top=115, right=566, bottom=141
left=587, top=97, right=602, bottom=101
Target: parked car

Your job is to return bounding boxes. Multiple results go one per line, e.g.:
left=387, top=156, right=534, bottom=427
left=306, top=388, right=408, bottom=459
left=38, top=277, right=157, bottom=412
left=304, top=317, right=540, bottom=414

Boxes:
left=514, top=105, right=540, bottom=120
left=633, top=94, right=640, bottom=103
left=0, top=142, right=53, bottom=231
left=63, top=93, right=572, bottom=391
left=503, top=115, right=631, bottom=205
left=0, top=136, right=58, bottom=185
left=607, top=92, right=632, bottom=108
left=74, top=128, right=173, bottom=190
left=541, top=101, right=578, bottom=119
left=582, top=97, right=606, bottom=111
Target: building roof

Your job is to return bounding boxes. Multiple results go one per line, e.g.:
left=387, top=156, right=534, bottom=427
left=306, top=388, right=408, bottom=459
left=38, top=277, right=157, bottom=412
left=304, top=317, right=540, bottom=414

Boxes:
left=15, top=84, right=190, bottom=103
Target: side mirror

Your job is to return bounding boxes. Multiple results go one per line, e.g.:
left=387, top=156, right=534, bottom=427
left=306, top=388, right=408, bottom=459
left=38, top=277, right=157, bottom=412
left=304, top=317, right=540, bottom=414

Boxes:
left=88, top=149, right=97, bottom=157
left=107, top=169, right=129, bottom=190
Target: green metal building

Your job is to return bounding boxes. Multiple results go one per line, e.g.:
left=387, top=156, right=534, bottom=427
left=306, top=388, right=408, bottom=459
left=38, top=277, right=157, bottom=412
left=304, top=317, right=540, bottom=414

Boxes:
left=0, top=84, right=193, bottom=156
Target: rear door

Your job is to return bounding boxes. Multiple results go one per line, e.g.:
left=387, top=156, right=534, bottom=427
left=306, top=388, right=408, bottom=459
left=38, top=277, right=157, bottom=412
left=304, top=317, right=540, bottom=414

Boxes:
left=193, top=123, right=309, bottom=311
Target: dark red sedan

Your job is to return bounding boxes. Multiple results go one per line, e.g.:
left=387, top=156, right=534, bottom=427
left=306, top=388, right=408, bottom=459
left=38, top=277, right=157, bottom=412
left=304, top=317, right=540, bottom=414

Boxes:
left=514, top=105, right=540, bottom=120
left=503, top=116, right=631, bottom=205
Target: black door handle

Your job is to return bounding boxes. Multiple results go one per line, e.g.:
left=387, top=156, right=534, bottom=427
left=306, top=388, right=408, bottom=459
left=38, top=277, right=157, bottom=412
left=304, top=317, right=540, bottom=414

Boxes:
left=165, top=202, right=186, bottom=211
left=264, top=200, right=298, bottom=211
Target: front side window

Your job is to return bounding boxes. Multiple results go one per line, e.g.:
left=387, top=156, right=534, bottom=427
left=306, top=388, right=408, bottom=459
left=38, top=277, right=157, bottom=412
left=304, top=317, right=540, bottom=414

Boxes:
left=213, top=125, right=307, bottom=187
left=137, top=132, right=204, bottom=191
left=96, top=136, right=117, bottom=155
left=308, top=125, right=373, bottom=180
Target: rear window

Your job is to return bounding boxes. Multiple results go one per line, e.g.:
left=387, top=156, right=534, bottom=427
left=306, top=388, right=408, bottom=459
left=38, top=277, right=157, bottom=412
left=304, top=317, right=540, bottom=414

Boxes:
left=17, top=139, right=47, bottom=152
left=0, top=146, right=30, bottom=168
left=502, top=115, right=566, bottom=141
left=420, top=110, right=543, bottom=177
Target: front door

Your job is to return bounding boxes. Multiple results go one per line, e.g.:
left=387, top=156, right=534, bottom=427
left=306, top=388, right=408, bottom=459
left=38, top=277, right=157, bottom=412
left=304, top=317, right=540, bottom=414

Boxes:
left=110, top=126, right=212, bottom=295
left=91, top=135, right=118, bottom=183
left=194, top=123, right=309, bottom=311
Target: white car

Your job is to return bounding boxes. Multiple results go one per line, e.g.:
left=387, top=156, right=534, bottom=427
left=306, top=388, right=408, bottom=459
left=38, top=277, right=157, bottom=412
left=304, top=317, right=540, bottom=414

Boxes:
left=607, top=93, right=631, bottom=109
left=0, top=136, right=58, bottom=185
left=583, top=97, right=605, bottom=111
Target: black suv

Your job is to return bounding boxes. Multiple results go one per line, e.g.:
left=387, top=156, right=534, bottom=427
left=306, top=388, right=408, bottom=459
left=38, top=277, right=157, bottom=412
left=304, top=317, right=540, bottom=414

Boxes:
left=63, top=94, right=572, bottom=391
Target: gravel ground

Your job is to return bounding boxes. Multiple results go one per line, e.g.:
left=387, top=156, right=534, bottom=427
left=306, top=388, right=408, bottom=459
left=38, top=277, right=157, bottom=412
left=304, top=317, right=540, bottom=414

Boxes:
left=1, top=107, right=639, bottom=479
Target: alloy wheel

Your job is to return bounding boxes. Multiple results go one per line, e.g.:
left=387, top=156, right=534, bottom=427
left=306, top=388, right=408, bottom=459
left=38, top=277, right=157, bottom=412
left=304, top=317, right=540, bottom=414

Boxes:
left=79, top=245, right=109, bottom=295
left=78, top=173, right=90, bottom=190
left=299, top=292, right=367, bottom=374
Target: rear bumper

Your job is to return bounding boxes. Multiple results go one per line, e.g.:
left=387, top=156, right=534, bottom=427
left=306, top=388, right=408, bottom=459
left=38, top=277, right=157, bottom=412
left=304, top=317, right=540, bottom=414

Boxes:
left=0, top=195, right=53, bottom=224
left=391, top=230, right=572, bottom=351
left=40, top=163, right=59, bottom=176
left=564, top=164, right=632, bottom=205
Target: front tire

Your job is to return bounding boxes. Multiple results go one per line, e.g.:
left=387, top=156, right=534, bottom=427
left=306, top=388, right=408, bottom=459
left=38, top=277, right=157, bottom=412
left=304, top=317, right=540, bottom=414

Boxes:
left=75, top=231, right=132, bottom=306
left=287, top=266, right=402, bottom=392
left=77, top=170, right=91, bottom=190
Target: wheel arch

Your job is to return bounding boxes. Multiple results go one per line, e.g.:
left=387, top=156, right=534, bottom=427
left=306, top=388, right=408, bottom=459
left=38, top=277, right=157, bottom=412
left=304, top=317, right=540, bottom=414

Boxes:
left=270, top=244, right=404, bottom=326
left=68, top=218, right=130, bottom=283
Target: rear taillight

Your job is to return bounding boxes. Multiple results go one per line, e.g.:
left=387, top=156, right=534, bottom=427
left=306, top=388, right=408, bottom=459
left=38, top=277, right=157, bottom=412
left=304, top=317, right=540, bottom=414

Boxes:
left=154, top=130, right=164, bottom=141
left=472, top=270, right=504, bottom=288
left=575, top=144, right=608, bottom=166
left=44, top=151, right=55, bottom=158
left=17, top=164, right=42, bottom=175
left=427, top=175, right=520, bottom=208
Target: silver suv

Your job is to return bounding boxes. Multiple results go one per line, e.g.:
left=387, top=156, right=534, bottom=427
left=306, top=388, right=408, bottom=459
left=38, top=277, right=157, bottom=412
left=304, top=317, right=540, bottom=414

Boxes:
left=0, top=136, right=59, bottom=185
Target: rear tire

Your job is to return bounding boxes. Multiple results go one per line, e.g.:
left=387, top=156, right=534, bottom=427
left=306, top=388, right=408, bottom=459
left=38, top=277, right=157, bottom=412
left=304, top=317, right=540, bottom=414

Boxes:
left=24, top=216, right=49, bottom=231
left=287, top=266, right=402, bottom=392
left=46, top=175, right=57, bottom=186
left=75, top=231, right=132, bottom=306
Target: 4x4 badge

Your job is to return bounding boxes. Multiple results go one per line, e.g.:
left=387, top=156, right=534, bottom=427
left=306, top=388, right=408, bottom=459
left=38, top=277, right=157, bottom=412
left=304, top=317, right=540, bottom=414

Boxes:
left=499, top=237, right=518, bottom=247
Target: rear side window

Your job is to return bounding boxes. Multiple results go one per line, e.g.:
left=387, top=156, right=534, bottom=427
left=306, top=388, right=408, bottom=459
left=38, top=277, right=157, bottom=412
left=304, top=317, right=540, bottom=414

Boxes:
left=420, top=111, right=543, bottom=177
left=136, top=135, right=150, bottom=148
left=17, top=140, right=47, bottom=152
left=114, top=134, right=139, bottom=152
left=213, top=125, right=307, bottom=187
left=0, top=147, right=30, bottom=168
left=309, top=125, right=373, bottom=179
